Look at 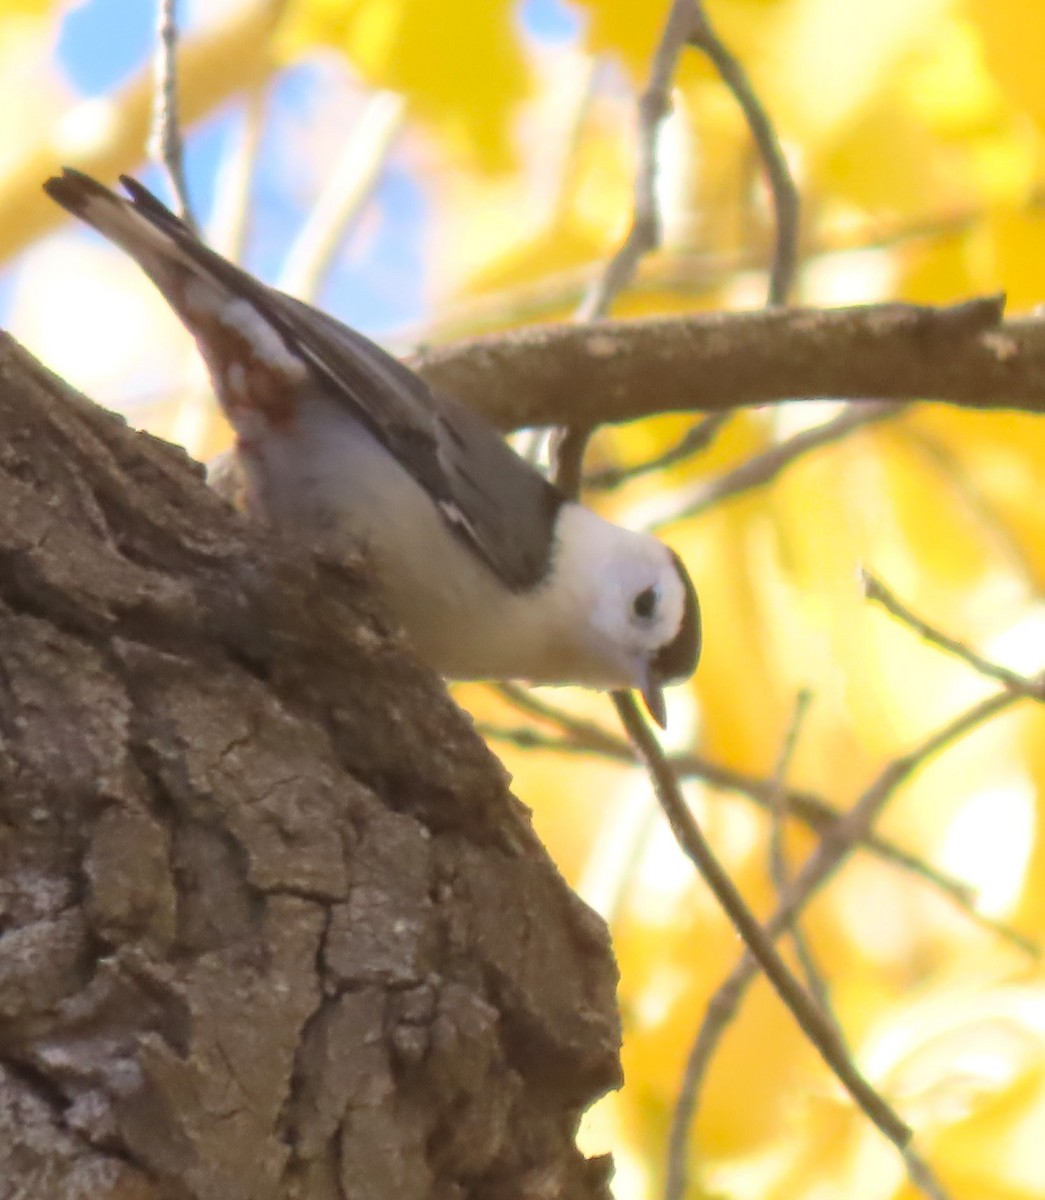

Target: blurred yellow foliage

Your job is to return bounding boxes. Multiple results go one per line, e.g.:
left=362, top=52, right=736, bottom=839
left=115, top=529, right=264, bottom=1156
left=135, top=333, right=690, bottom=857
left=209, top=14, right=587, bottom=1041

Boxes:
left=967, top=0, right=1045, bottom=132
left=276, top=0, right=531, bottom=169
left=0, top=0, right=52, bottom=13
left=15, top=0, right=1045, bottom=1197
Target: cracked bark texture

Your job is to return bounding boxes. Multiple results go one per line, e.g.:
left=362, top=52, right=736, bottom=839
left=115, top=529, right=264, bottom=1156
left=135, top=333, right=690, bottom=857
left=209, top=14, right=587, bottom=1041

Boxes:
left=0, top=334, right=621, bottom=1200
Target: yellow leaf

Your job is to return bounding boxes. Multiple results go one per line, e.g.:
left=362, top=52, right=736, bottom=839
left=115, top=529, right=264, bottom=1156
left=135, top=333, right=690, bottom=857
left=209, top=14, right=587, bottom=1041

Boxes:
left=898, top=233, right=980, bottom=305
left=984, top=209, right=1045, bottom=312
left=817, top=93, right=960, bottom=216
left=968, top=0, right=1045, bottom=133
left=0, top=0, right=54, bottom=13
left=905, top=406, right=1045, bottom=586
left=0, top=0, right=285, bottom=267
left=571, top=0, right=674, bottom=76
left=276, top=0, right=531, bottom=170
left=615, top=892, right=821, bottom=1162
left=1013, top=710, right=1045, bottom=937
left=762, top=0, right=951, bottom=152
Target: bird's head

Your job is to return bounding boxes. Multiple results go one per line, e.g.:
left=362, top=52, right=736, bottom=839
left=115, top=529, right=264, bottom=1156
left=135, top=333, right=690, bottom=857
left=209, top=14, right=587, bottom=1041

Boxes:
left=550, top=505, right=701, bottom=726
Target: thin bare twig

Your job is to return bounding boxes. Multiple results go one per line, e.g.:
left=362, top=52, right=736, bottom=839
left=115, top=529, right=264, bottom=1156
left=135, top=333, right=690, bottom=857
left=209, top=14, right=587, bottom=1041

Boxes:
left=278, top=91, right=407, bottom=301
left=554, top=0, right=701, bottom=495
left=206, top=85, right=268, bottom=264
left=741, top=691, right=1019, bottom=941
left=862, top=571, right=1045, bottom=700
left=540, top=54, right=603, bottom=229
left=584, top=412, right=729, bottom=491
left=688, top=3, right=799, bottom=307
left=897, top=425, right=1039, bottom=585
left=576, top=0, right=799, bottom=321
left=149, top=0, right=197, bottom=232
left=484, top=682, right=1038, bottom=955
left=767, top=695, right=810, bottom=869
left=551, top=421, right=595, bottom=500
left=766, top=691, right=838, bottom=1022
left=578, top=0, right=700, bottom=323
left=646, top=401, right=906, bottom=527
left=169, top=86, right=270, bottom=458
left=574, top=0, right=800, bottom=494
left=395, top=201, right=1018, bottom=345
left=665, top=689, right=1019, bottom=1200
left=610, top=692, right=915, bottom=1164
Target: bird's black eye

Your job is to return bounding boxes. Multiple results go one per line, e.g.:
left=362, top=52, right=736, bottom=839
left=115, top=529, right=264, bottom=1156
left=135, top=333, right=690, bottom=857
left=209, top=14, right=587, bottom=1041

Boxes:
left=633, top=586, right=658, bottom=620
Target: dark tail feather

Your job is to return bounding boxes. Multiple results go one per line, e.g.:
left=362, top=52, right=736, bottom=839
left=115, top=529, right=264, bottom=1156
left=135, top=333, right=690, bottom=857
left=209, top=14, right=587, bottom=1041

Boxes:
left=43, top=166, right=120, bottom=220
left=117, top=174, right=192, bottom=236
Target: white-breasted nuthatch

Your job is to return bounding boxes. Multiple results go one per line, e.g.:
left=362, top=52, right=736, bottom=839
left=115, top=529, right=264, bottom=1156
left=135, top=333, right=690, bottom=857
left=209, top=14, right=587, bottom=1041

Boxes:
left=44, top=169, right=700, bottom=725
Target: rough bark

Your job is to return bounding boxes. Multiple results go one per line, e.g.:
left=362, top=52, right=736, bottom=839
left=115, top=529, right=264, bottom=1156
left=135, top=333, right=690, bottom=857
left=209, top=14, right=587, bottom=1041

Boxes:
left=0, top=334, right=620, bottom=1200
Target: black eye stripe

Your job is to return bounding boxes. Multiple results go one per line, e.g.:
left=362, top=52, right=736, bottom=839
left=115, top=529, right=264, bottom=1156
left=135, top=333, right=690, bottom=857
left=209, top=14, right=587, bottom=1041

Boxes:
left=633, top=586, right=657, bottom=619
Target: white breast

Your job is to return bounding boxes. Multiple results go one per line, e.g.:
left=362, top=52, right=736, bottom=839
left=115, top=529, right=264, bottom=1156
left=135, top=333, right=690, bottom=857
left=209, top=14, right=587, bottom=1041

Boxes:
left=236, top=391, right=614, bottom=685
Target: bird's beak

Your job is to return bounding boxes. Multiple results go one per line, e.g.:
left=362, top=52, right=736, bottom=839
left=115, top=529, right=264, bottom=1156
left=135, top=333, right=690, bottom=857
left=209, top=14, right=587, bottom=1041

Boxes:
left=639, top=667, right=668, bottom=729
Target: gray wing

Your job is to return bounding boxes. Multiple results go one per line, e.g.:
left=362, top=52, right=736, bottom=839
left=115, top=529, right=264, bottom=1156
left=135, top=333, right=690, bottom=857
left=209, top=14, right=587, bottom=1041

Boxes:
left=264, top=294, right=565, bottom=592
left=75, top=173, right=565, bottom=592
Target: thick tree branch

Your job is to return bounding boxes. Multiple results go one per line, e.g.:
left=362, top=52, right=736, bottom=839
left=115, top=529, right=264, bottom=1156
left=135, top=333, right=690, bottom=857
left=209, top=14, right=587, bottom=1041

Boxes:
left=409, top=294, right=1045, bottom=428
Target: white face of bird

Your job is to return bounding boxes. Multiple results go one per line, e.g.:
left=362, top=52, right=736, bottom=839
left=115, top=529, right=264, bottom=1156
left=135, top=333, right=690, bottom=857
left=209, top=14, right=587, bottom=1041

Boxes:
left=546, top=506, right=701, bottom=724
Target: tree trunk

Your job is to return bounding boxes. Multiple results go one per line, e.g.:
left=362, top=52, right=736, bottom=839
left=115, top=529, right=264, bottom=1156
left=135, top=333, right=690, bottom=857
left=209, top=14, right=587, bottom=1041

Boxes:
left=0, top=335, right=621, bottom=1200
